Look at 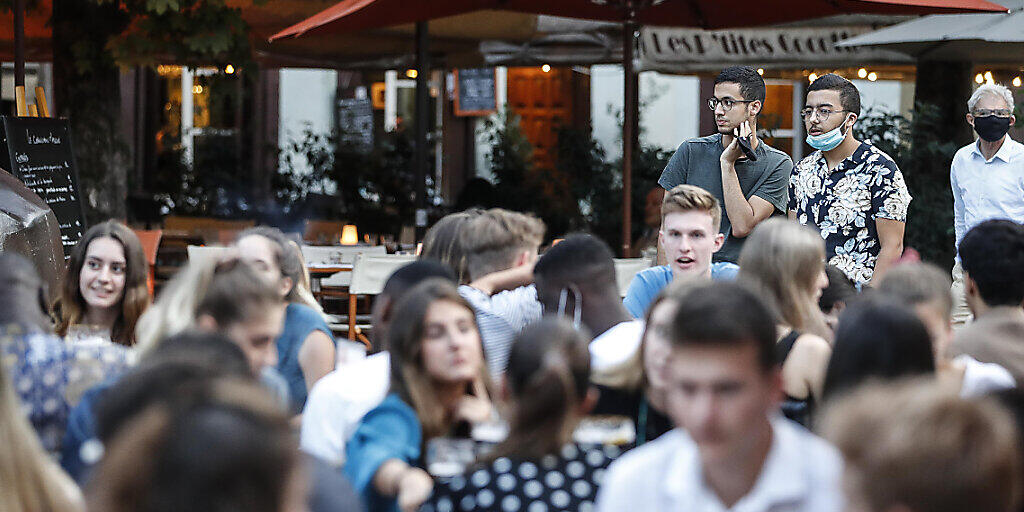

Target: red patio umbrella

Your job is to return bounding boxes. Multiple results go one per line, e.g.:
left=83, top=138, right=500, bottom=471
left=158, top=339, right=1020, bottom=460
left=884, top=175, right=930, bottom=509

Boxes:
left=272, top=0, right=1007, bottom=255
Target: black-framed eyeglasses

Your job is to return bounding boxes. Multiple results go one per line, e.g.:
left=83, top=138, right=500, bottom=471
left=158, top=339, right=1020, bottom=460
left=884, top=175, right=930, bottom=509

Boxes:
left=799, top=107, right=849, bottom=121
left=707, top=97, right=755, bottom=112
left=971, top=108, right=1012, bottom=118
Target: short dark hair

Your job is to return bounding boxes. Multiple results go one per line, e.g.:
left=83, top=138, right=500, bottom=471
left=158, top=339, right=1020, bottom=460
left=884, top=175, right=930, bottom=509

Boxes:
left=959, top=220, right=1024, bottom=307
left=807, top=73, right=862, bottom=116
left=668, top=282, right=777, bottom=371
left=533, top=234, right=617, bottom=295
left=823, top=295, right=935, bottom=402
left=715, top=66, right=766, bottom=103
left=819, top=264, right=856, bottom=314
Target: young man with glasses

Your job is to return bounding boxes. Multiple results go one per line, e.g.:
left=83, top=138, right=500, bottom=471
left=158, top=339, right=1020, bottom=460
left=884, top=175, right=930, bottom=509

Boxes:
left=658, top=66, right=793, bottom=263
left=789, top=73, right=911, bottom=287
left=949, top=83, right=1023, bottom=325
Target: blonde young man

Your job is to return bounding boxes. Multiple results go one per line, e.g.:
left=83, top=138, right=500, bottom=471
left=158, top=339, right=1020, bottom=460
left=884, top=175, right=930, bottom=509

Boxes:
left=623, top=185, right=739, bottom=319
left=458, top=208, right=546, bottom=376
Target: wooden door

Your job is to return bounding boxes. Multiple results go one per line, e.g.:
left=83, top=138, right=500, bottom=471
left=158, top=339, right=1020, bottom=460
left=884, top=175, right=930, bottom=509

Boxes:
left=506, top=67, right=574, bottom=170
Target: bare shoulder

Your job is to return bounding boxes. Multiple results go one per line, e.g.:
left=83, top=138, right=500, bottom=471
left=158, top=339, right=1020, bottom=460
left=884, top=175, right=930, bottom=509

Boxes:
left=794, top=333, right=831, bottom=360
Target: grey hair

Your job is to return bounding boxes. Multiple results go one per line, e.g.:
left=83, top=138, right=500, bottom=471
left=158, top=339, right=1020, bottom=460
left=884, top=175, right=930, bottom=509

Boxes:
left=968, top=83, right=1014, bottom=112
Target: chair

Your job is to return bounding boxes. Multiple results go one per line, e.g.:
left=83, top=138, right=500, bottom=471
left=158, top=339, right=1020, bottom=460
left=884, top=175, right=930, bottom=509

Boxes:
left=186, top=245, right=231, bottom=267
left=132, top=229, right=162, bottom=296
left=613, top=257, right=655, bottom=297
left=310, top=245, right=388, bottom=289
left=346, top=254, right=417, bottom=345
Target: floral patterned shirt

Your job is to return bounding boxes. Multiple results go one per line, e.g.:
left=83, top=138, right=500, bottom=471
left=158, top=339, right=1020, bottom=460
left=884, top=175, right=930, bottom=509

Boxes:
left=1, top=325, right=131, bottom=455
left=789, top=142, right=911, bottom=285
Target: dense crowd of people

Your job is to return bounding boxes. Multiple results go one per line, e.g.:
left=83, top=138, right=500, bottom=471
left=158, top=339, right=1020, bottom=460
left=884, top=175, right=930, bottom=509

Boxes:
left=2, top=65, right=1023, bottom=512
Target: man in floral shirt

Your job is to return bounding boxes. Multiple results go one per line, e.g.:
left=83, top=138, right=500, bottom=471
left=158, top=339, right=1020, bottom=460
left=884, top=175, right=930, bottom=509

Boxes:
left=789, top=74, right=911, bottom=286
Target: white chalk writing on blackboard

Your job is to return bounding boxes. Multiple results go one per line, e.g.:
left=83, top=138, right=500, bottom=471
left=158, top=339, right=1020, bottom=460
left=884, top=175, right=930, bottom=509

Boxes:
left=25, top=130, right=62, bottom=145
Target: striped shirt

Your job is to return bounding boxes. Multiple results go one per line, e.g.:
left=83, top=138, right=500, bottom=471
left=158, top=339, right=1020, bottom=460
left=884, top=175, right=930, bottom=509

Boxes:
left=458, top=284, right=543, bottom=376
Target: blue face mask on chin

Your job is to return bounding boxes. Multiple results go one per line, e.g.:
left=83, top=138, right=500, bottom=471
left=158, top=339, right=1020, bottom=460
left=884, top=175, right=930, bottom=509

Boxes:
left=806, top=114, right=852, bottom=151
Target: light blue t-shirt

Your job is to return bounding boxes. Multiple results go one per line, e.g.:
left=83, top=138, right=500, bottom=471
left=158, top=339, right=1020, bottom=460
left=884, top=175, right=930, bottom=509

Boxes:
left=623, top=263, right=740, bottom=319
left=277, top=303, right=336, bottom=413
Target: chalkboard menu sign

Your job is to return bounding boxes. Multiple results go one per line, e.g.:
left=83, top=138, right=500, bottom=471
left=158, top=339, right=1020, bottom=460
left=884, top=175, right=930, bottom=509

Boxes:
left=1, top=116, right=86, bottom=256
left=336, top=97, right=374, bottom=152
left=454, top=68, right=497, bottom=117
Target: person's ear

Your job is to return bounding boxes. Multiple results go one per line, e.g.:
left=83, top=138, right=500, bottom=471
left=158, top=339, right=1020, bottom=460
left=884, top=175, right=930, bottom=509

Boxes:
left=966, top=112, right=975, bottom=127
left=748, top=100, right=762, bottom=117
left=712, top=233, right=725, bottom=252
left=196, top=313, right=219, bottom=332
left=514, top=250, right=532, bottom=268
left=964, top=272, right=979, bottom=298
left=579, top=387, right=599, bottom=416
left=278, top=276, right=294, bottom=299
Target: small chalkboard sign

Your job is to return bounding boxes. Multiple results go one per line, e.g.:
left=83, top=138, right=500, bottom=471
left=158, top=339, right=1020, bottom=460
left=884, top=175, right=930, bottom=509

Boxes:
left=336, top=97, right=374, bottom=152
left=0, top=116, right=86, bottom=257
left=454, top=68, right=497, bottom=117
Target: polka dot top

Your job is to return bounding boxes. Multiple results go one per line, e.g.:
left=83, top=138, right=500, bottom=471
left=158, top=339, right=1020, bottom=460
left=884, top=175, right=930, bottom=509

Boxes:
left=422, top=442, right=620, bottom=512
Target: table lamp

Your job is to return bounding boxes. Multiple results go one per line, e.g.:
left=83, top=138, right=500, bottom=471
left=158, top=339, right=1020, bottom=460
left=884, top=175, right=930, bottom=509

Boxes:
left=340, top=224, right=358, bottom=245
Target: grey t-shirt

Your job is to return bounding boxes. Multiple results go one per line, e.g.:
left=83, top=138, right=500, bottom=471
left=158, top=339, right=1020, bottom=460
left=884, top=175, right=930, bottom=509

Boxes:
left=658, top=133, right=793, bottom=263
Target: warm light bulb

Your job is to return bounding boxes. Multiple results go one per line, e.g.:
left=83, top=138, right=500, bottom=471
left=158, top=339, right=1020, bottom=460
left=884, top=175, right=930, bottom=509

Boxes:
left=756, top=68, right=764, bottom=75
left=976, top=73, right=985, bottom=84
left=225, top=64, right=235, bottom=74
left=984, top=71, right=993, bottom=81
left=1013, top=76, right=1022, bottom=87
left=867, top=72, right=878, bottom=82
left=858, top=68, right=867, bottom=79
left=192, top=85, right=203, bottom=94
left=340, top=225, right=359, bottom=246
left=406, top=69, right=418, bottom=79
left=541, top=64, right=551, bottom=73
left=808, top=73, right=818, bottom=82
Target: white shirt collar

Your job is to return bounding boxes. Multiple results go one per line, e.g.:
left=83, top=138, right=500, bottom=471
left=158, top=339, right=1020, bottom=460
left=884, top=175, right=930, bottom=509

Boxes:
left=971, top=136, right=1023, bottom=163
left=662, top=416, right=811, bottom=510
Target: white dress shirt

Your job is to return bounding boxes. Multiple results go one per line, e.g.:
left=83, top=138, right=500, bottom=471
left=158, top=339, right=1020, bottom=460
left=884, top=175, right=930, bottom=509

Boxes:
left=950, top=136, right=1024, bottom=258
left=299, top=352, right=391, bottom=466
left=595, top=416, right=843, bottom=512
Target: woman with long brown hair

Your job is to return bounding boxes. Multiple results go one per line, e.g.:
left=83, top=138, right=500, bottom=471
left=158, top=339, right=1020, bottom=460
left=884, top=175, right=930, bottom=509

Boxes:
left=345, top=278, right=492, bottom=512
left=738, top=218, right=832, bottom=424
left=52, top=220, right=150, bottom=346
left=424, top=318, right=617, bottom=512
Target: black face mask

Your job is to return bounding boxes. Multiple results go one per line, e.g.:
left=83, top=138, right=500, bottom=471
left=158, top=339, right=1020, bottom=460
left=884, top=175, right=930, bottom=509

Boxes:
left=973, top=115, right=1012, bottom=142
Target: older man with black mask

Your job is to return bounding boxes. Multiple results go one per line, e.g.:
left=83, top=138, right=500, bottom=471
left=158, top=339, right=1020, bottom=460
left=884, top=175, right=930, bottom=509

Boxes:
left=949, top=83, right=1024, bottom=325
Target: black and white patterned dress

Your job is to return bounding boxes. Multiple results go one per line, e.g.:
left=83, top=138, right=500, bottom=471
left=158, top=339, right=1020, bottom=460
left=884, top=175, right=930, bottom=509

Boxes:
left=421, top=443, right=620, bottom=512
